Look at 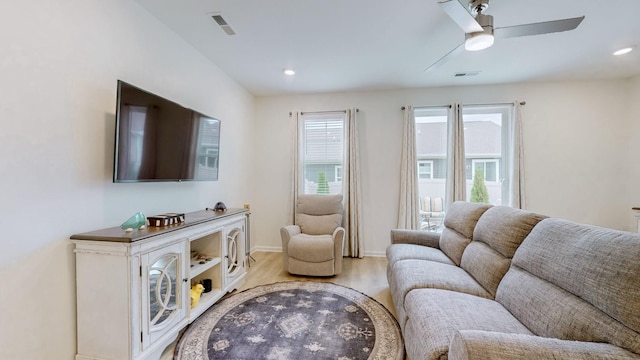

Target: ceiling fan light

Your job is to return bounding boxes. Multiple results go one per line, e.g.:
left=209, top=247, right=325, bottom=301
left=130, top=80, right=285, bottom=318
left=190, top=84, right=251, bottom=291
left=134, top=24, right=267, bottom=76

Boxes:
left=465, top=32, right=494, bottom=51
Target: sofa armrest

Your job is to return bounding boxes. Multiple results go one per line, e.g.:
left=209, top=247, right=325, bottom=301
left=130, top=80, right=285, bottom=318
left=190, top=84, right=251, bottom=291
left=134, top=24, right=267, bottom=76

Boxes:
left=449, top=330, right=640, bottom=360
left=390, top=229, right=440, bottom=248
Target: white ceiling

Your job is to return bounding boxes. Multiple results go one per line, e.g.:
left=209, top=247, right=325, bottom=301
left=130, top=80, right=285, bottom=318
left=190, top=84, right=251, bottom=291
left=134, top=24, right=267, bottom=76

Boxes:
left=134, top=0, right=640, bottom=96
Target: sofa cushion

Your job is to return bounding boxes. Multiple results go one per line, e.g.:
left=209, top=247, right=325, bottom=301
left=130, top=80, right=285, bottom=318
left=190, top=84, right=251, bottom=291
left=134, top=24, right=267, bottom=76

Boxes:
left=497, top=218, right=640, bottom=355
left=296, top=213, right=342, bottom=235
left=471, top=205, right=546, bottom=259
left=460, top=206, right=545, bottom=296
left=497, top=267, right=640, bottom=355
left=459, top=242, right=511, bottom=297
left=449, top=330, right=640, bottom=360
left=442, top=201, right=492, bottom=238
left=390, top=259, right=491, bottom=328
left=439, top=201, right=492, bottom=265
left=403, top=289, right=533, bottom=360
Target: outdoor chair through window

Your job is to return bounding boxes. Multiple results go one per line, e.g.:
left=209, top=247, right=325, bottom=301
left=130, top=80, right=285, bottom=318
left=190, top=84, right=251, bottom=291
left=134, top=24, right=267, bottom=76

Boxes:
left=420, top=196, right=445, bottom=231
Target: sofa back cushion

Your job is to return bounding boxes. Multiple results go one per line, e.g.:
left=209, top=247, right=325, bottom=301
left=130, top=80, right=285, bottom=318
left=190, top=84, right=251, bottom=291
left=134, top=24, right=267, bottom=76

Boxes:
left=439, top=201, right=492, bottom=265
left=496, top=218, right=640, bottom=354
left=460, top=206, right=545, bottom=297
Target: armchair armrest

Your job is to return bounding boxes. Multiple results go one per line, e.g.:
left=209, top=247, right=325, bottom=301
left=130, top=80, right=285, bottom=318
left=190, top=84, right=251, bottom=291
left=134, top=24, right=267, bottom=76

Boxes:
left=449, top=330, right=639, bottom=360
left=332, top=226, right=345, bottom=274
left=390, top=229, right=440, bottom=248
left=280, top=225, right=301, bottom=250
left=280, top=225, right=301, bottom=269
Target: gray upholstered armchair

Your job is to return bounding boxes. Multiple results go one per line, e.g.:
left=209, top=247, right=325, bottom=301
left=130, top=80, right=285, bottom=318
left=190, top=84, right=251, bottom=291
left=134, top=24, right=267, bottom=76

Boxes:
left=280, top=194, right=345, bottom=276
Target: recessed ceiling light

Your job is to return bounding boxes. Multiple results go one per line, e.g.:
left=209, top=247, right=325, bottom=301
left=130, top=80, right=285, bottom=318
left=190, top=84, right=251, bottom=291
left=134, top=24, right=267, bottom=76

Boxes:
left=613, top=47, right=634, bottom=56
left=283, top=69, right=296, bottom=76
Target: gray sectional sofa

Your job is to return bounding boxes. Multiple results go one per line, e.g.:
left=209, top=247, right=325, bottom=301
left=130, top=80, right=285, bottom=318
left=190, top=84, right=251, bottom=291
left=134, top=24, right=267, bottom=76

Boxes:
left=387, top=201, right=640, bottom=359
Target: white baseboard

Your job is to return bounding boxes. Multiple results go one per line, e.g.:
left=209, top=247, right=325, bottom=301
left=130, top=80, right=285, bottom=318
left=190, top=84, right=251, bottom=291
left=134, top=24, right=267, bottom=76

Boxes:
left=252, top=245, right=282, bottom=253
left=251, top=246, right=386, bottom=258
left=363, top=251, right=386, bottom=258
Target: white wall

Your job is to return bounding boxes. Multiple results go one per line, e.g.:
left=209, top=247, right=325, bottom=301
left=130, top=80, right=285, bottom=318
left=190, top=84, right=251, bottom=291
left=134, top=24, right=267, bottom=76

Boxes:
left=628, top=76, right=640, bottom=230
left=253, top=79, right=635, bottom=256
left=0, top=1, right=254, bottom=359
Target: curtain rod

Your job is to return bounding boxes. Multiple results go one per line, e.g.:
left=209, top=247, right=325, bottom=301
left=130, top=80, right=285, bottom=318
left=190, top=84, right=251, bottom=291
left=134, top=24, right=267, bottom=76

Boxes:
left=402, top=105, right=452, bottom=110
left=401, top=101, right=526, bottom=110
left=289, top=109, right=359, bottom=116
left=461, top=101, right=527, bottom=107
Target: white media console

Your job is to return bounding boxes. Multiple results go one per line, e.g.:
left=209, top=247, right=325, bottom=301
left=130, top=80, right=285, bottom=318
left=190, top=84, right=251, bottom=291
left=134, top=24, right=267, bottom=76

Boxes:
left=71, top=209, right=248, bottom=360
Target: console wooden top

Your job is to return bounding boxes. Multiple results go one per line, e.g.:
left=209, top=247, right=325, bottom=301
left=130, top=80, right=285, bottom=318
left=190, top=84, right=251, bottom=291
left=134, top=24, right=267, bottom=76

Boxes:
left=70, top=208, right=247, bottom=243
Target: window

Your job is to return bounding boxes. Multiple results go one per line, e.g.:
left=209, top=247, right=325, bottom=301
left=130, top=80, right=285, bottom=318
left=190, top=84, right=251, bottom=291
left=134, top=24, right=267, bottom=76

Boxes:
left=467, top=159, right=499, bottom=182
left=414, top=107, right=448, bottom=205
left=462, top=105, right=511, bottom=205
left=414, top=104, right=514, bottom=207
left=299, top=113, right=345, bottom=195
left=417, top=161, right=433, bottom=179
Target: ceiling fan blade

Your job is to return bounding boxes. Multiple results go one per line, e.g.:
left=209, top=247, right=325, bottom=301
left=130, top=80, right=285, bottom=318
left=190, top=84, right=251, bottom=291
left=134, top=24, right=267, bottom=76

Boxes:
left=438, top=0, right=483, bottom=33
left=425, top=42, right=465, bottom=72
left=494, top=16, right=585, bottom=39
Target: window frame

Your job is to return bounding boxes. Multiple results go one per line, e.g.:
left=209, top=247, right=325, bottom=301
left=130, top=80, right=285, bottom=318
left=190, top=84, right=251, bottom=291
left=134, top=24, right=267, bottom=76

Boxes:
left=297, top=112, right=346, bottom=195
left=471, top=159, right=499, bottom=183
left=417, top=160, right=434, bottom=180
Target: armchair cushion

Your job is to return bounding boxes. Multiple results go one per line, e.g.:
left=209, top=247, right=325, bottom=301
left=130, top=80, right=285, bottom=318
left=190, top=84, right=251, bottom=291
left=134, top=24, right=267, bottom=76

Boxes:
left=296, top=194, right=343, bottom=215
left=288, top=234, right=335, bottom=262
left=296, top=213, right=343, bottom=235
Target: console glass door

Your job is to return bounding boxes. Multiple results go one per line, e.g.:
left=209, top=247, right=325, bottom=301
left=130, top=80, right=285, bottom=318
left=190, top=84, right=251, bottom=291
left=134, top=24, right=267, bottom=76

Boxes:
left=141, top=242, right=186, bottom=349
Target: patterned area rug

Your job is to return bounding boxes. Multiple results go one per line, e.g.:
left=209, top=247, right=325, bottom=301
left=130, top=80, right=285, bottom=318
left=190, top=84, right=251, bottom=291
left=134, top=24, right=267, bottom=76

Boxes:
left=174, top=281, right=404, bottom=359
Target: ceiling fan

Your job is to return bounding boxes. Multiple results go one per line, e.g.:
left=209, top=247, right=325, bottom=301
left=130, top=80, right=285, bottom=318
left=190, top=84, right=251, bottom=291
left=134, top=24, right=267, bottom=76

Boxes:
left=426, top=0, right=584, bottom=71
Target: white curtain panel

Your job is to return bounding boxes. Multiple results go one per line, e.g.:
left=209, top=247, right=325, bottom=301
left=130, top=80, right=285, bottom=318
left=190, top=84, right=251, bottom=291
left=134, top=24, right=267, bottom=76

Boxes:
left=445, top=104, right=466, bottom=209
left=508, top=102, right=526, bottom=209
left=343, top=108, right=364, bottom=258
left=289, top=111, right=300, bottom=224
left=397, top=106, right=420, bottom=229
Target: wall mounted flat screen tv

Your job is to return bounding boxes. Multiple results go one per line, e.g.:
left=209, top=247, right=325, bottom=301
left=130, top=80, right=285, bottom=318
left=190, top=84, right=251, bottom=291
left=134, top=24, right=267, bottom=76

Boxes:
left=113, top=80, right=221, bottom=182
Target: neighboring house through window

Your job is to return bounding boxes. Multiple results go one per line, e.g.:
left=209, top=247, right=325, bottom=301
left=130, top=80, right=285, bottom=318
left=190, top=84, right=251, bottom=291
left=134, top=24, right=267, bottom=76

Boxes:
left=415, top=107, right=449, bottom=208
left=299, top=112, right=345, bottom=195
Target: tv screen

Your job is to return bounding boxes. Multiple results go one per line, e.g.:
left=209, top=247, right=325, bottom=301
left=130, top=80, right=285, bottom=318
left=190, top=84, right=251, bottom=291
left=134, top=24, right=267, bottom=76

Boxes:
left=113, top=80, right=221, bottom=182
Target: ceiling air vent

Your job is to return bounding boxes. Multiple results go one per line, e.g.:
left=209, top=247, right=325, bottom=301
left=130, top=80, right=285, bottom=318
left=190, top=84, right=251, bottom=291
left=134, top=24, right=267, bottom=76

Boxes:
left=454, top=71, right=480, bottom=77
left=212, top=14, right=236, bottom=35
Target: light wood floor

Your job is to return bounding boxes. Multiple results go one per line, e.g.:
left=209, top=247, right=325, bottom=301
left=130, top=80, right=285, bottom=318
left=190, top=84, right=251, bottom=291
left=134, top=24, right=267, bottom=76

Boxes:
left=161, top=251, right=396, bottom=359
left=237, top=252, right=395, bottom=316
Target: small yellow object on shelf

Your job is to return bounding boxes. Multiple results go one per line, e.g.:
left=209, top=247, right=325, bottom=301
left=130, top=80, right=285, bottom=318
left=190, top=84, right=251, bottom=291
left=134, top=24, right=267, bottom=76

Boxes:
left=190, top=284, right=205, bottom=309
